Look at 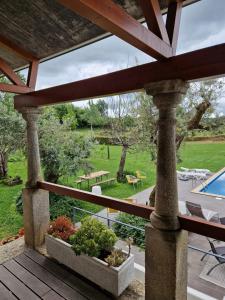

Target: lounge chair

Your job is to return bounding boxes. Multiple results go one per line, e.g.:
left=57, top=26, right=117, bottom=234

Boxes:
left=136, top=170, right=146, bottom=185
left=205, top=239, right=225, bottom=275
left=181, top=167, right=211, bottom=175
left=185, top=201, right=220, bottom=222
left=126, top=175, right=140, bottom=190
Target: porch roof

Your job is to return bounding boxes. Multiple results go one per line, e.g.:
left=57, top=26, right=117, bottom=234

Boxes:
left=0, top=0, right=197, bottom=71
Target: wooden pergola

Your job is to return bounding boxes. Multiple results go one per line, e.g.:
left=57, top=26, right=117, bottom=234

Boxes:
left=1, top=1, right=225, bottom=299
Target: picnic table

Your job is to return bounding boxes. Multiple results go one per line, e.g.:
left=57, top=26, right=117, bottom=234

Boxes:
left=78, top=170, right=110, bottom=188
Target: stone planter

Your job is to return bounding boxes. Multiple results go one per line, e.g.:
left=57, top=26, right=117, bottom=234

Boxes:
left=45, top=235, right=134, bottom=296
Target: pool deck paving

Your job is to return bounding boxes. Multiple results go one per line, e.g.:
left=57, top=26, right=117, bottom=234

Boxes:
left=132, top=178, right=225, bottom=218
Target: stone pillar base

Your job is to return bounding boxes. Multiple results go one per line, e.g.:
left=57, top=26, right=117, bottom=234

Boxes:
left=145, top=224, right=188, bottom=300
left=23, top=188, right=49, bottom=249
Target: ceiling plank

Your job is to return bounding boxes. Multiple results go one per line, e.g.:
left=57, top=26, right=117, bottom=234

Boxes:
left=166, top=0, right=183, bottom=54
left=0, top=58, right=25, bottom=86
left=0, top=35, right=37, bottom=62
left=14, top=43, right=225, bottom=108
left=139, top=0, right=170, bottom=44
left=0, top=83, right=32, bottom=94
left=27, top=60, right=39, bottom=90
left=57, top=0, right=172, bottom=59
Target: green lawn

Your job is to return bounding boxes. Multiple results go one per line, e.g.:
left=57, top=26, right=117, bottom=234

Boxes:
left=1, top=141, right=225, bottom=240
left=0, top=158, right=26, bottom=239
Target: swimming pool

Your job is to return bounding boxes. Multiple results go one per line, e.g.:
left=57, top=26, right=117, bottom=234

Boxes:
left=193, top=167, right=225, bottom=197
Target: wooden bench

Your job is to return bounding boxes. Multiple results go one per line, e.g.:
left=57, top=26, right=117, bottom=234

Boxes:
left=90, top=178, right=116, bottom=188
left=75, top=179, right=85, bottom=188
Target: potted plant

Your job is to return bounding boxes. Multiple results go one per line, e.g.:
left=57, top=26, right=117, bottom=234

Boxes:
left=46, top=216, right=134, bottom=296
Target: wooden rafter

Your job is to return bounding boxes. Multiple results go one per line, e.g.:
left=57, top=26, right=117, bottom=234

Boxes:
left=57, top=0, right=173, bottom=59
left=14, top=43, right=225, bottom=108
left=0, top=57, right=38, bottom=94
left=27, top=60, right=39, bottom=90
left=139, top=0, right=170, bottom=44
left=166, top=0, right=183, bottom=54
left=0, top=83, right=32, bottom=94
left=0, top=58, right=24, bottom=86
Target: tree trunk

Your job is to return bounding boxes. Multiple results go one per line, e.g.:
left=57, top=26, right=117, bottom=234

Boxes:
left=117, top=145, right=128, bottom=182
left=149, top=100, right=211, bottom=206
left=0, top=152, right=8, bottom=178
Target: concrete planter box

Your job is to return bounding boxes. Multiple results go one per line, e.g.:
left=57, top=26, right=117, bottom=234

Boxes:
left=45, top=235, right=134, bottom=296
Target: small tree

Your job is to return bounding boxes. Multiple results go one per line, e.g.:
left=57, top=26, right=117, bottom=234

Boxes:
left=107, top=95, right=138, bottom=182
left=39, top=112, right=92, bottom=183
left=0, top=87, right=25, bottom=178
left=84, top=100, right=108, bottom=134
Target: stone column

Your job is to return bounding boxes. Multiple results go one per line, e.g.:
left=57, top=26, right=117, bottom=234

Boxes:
left=19, top=107, right=49, bottom=248
left=144, top=80, right=189, bottom=300
left=20, top=107, right=42, bottom=188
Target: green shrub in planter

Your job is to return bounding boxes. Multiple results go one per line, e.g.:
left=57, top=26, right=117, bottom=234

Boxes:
left=71, top=217, right=117, bottom=258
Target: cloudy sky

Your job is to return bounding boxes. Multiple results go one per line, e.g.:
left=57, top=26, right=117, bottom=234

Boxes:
left=28, top=0, right=225, bottom=112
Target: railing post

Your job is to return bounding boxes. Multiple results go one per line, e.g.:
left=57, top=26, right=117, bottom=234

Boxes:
left=19, top=107, right=49, bottom=249
left=145, top=80, right=189, bottom=300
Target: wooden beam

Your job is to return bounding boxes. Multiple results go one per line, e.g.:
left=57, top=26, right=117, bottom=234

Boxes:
left=0, top=58, right=25, bottom=86
left=58, top=0, right=172, bottom=59
left=37, top=181, right=153, bottom=219
left=0, top=35, right=37, bottom=62
left=14, top=43, right=225, bottom=109
left=166, top=0, right=183, bottom=54
left=27, top=60, right=39, bottom=90
left=139, top=0, right=170, bottom=44
left=0, top=83, right=32, bottom=94
left=37, top=181, right=225, bottom=242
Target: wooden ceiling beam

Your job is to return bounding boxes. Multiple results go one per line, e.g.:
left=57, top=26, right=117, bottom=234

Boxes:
left=139, top=0, right=170, bottom=44
left=57, top=0, right=172, bottom=59
left=0, top=35, right=37, bottom=62
left=166, top=0, right=183, bottom=54
left=14, top=43, right=225, bottom=109
left=0, top=58, right=25, bottom=86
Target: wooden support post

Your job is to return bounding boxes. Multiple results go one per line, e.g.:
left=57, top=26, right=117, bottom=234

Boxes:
left=145, top=79, right=189, bottom=300
left=19, top=107, right=49, bottom=248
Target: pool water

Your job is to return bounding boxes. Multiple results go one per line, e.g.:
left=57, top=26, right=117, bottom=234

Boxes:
left=201, top=171, right=225, bottom=196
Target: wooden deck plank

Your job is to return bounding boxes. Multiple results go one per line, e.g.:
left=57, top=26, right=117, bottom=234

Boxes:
left=42, top=290, right=65, bottom=300
left=3, top=259, right=51, bottom=297
left=0, top=265, right=40, bottom=300
left=25, top=249, right=112, bottom=300
left=0, top=282, right=18, bottom=300
left=14, top=254, right=86, bottom=300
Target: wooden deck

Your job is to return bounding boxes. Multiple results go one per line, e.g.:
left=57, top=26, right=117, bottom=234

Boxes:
left=0, top=249, right=113, bottom=300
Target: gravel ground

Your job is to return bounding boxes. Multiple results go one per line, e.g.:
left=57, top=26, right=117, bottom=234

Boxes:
left=0, top=237, right=25, bottom=264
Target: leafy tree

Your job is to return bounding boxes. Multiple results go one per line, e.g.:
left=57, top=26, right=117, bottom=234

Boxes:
left=95, top=99, right=108, bottom=117
left=39, top=112, right=93, bottom=183
left=84, top=100, right=108, bottom=133
left=107, top=95, right=139, bottom=182
left=0, top=83, right=25, bottom=178
left=54, top=104, right=78, bottom=129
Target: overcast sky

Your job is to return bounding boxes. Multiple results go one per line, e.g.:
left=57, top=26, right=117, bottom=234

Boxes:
left=28, top=0, right=225, bottom=112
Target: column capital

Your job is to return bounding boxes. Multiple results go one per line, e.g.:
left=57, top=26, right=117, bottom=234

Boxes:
left=145, top=79, right=189, bottom=109
left=19, top=106, right=42, bottom=123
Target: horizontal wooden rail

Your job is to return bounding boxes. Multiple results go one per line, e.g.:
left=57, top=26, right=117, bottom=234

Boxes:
left=37, top=181, right=225, bottom=242
left=37, top=181, right=153, bottom=219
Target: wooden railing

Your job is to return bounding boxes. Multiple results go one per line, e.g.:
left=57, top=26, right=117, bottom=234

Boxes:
left=37, top=181, right=225, bottom=242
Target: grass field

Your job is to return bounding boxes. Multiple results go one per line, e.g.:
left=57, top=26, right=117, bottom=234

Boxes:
left=1, top=141, right=225, bottom=239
